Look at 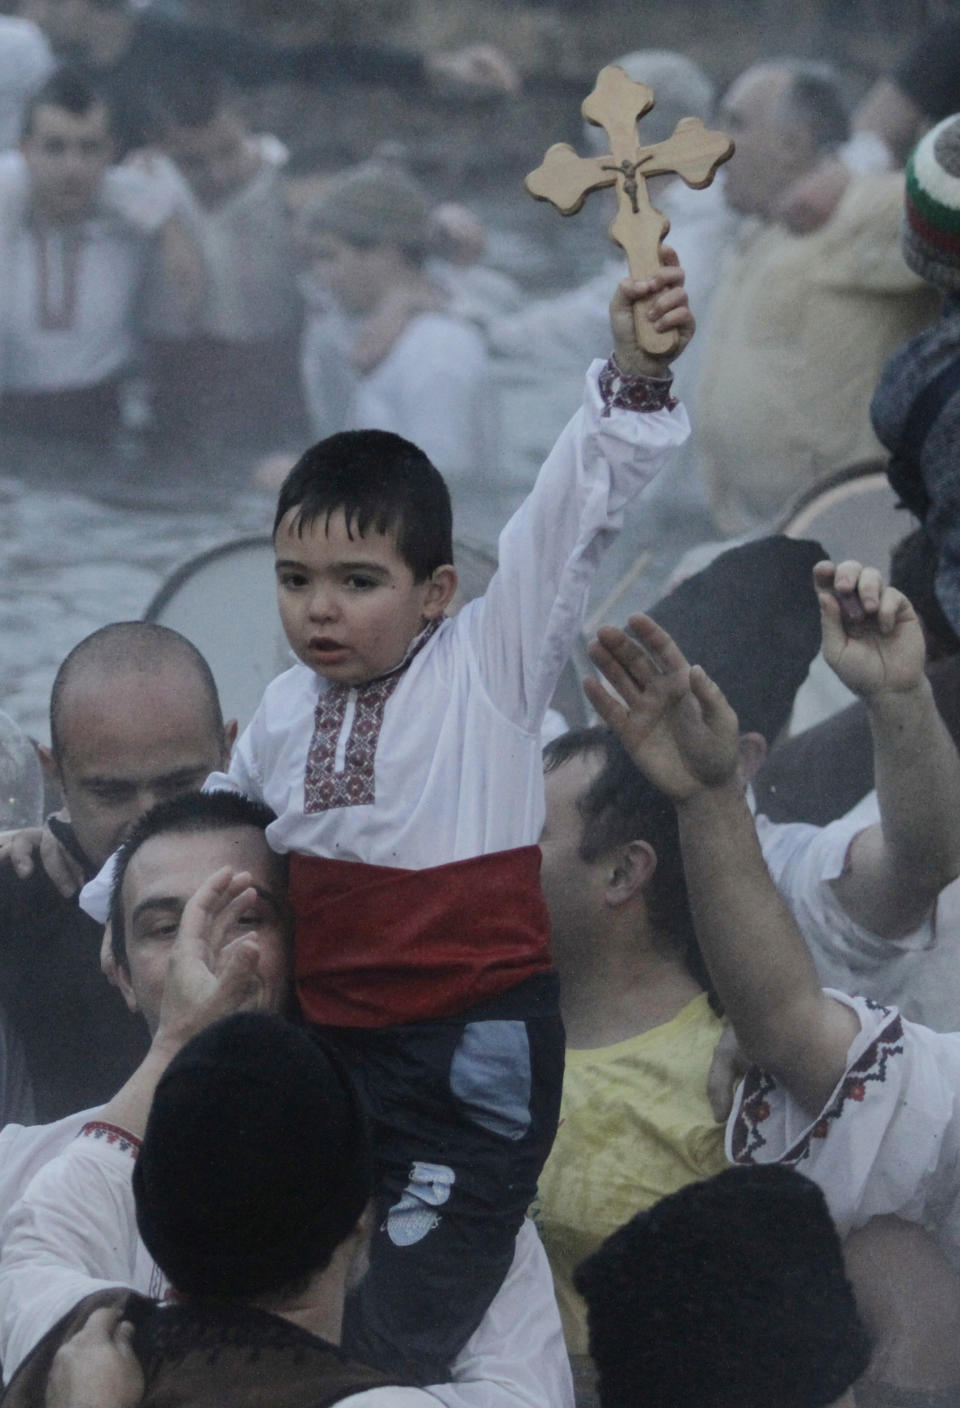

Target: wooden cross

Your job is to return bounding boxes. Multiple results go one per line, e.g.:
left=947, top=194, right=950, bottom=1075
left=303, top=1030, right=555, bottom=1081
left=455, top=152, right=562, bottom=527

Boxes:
left=525, top=65, right=734, bottom=356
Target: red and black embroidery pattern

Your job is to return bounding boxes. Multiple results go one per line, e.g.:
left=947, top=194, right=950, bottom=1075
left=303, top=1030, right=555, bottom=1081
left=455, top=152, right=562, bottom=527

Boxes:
left=730, top=1005, right=905, bottom=1165
left=598, top=355, right=678, bottom=417
left=304, top=619, right=442, bottom=814
left=79, top=1121, right=142, bottom=1160
left=304, top=672, right=401, bottom=812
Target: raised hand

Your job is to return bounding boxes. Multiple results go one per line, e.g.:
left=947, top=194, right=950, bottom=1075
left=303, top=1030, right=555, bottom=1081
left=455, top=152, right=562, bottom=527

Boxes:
left=815, top=559, right=926, bottom=699
left=0, top=814, right=84, bottom=897
left=153, top=867, right=266, bottom=1054
left=584, top=614, right=740, bottom=804
left=609, top=247, right=694, bottom=378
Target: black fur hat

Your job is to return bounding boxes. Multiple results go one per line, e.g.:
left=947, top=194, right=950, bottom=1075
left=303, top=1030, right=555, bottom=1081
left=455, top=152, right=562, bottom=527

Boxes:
left=575, top=1163, right=871, bottom=1408
left=649, top=536, right=825, bottom=743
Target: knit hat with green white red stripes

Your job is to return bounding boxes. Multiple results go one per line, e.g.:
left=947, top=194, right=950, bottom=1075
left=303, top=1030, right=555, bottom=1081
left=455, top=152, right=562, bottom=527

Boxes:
left=904, top=114, right=960, bottom=292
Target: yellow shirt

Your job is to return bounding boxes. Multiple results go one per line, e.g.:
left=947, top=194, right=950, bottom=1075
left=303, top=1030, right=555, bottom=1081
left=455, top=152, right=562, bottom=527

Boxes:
left=534, top=994, right=728, bottom=1354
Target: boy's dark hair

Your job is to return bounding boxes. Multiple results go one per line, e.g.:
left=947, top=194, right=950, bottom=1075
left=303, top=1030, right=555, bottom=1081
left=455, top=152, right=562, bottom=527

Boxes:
left=274, top=430, right=453, bottom=583
left=575, top=1164, right=872, bottom=1408
left=23, top=67, right=108, bottom=139
left=543, top=726, right=717, bottom=1008
left=109, top=791, right=282, bottom=972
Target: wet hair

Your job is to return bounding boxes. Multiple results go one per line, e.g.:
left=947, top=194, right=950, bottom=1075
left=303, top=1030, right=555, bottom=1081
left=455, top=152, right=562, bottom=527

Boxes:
left=543, top=726, right=717, bottom=1007
left=108, top=790, right=283, bottom=972
left=23, top=66, right=109, bottom=139
left=49, top=622, right=224, bottom=766
left=779, top=62, right=850, bottom=152
left=274, top=430, right=453, bottom=583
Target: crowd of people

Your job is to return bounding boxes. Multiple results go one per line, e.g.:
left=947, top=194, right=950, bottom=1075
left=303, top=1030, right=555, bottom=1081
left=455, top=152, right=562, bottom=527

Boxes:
left=5, top=3, right=960, bottom=1406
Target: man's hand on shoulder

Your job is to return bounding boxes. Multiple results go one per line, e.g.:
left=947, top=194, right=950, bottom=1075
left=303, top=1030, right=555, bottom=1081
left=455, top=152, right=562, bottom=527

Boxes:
left=814, top=559, right=927, bottom=702
left=45, top=1306, right=143, bottom=1408
left=0, top=814, right=84, bottom=898
left=609, top=249, right=694, bottom=380
left=584, top=613, right=740, bottom=804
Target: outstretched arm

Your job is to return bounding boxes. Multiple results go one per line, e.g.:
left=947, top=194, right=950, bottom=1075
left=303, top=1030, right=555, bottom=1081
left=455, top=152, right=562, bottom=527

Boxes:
left=586, top=617, right=859, bottom=1116
left=815, top=561, right=960, bottom=937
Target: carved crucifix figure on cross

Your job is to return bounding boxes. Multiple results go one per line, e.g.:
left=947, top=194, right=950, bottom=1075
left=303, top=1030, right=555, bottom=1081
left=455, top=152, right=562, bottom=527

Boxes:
left=525, top=64, right=734, bottom=356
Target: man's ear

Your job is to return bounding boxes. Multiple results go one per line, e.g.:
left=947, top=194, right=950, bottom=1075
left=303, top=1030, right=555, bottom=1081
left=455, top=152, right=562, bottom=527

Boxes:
left=737, top=731, right=768, bottom=783
left=221, top=719, right=239, bottom=768
left=604, top=839, right=657, bottom=908
left=423, top=565, right=459, bottom=620
left=110, top=934, right=139, bottom=1013
left=101, top=922, right=124, bottom=992
left=36, top=744, right=61, bottom=786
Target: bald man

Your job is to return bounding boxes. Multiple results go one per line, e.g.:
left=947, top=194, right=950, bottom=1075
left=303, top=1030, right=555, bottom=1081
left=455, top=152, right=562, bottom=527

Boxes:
left=0, top=622, right=235, bottom=1119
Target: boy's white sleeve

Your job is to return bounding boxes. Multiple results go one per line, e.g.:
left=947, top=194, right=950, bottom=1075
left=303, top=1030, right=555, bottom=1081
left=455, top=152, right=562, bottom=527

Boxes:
left=0, top=1125, right=146, bottom=1378
left=345, top=1222, right=572, bottom=1405
left=425, top=1219, right=572, bottom=1408
left=466, top=359, right=688, bottom=730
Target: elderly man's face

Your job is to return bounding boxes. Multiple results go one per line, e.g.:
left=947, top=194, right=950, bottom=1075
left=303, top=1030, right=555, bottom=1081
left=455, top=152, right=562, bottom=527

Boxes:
left=116, top=825, right=291, bottom=1033
left=719, top=65, right=813, bottom=220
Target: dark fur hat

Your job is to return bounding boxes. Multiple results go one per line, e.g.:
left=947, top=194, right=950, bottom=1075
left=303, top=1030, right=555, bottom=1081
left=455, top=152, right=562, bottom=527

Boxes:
left=575, top=1163, right=871, bottom=1408
left=649, top=536, right=825, bottom=742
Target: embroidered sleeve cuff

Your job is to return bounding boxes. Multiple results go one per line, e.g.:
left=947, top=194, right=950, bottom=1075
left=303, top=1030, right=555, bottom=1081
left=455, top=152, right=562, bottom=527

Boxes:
left=78, top=1121, right=142, bottom=1160
left=598, top=355, right=678, bottom=417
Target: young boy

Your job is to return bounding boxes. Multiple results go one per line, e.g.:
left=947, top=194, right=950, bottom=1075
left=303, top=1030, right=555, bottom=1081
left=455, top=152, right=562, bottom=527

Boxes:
left=87, top=261, right=692, bottom=1382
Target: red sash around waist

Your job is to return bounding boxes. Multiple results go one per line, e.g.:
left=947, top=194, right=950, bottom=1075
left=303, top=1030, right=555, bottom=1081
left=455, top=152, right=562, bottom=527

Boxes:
left=288, top=845, right=552, bottom=1028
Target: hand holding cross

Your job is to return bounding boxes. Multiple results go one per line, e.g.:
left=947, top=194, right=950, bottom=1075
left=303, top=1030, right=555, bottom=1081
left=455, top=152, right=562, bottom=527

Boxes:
left=525, top=65, right=734, bottom=356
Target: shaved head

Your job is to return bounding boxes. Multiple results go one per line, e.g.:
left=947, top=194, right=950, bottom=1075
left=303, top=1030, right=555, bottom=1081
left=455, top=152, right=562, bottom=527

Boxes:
left=50, top=622, right=222, bottom=764
left=46, top=624, right=231, bottom=869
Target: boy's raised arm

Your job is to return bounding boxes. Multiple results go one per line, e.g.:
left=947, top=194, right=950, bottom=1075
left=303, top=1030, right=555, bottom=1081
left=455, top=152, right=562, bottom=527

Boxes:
left=585, top=616, right=859, bottom=1117
left=472, top=254, right=693, bottom=732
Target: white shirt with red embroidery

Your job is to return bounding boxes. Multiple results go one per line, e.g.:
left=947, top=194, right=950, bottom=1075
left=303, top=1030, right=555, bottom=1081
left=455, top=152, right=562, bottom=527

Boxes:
left=205, top=363, right=688, bottom=867
left=726, top=991, right=960, bottom=1268
left=0, top=151, right=173, bottom=393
